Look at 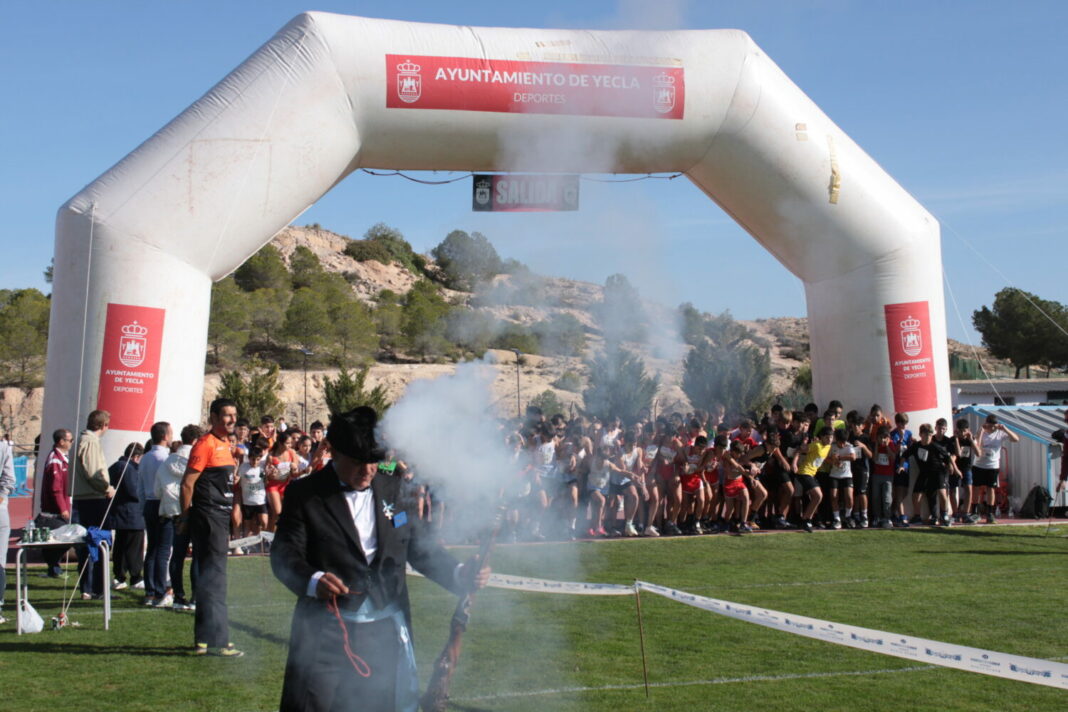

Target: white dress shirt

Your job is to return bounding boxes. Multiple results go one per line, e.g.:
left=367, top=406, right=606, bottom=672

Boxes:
left=306, top=485, right=377, bottom=597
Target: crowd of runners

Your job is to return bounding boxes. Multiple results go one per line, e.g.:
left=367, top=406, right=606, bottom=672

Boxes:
left=493, top=401, right=1024, bottom=539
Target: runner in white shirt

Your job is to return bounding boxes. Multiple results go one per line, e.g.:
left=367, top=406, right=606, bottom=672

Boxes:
left=972, top=414, right=1019, bottom=523
left=239, top=447, right=269, bottom=536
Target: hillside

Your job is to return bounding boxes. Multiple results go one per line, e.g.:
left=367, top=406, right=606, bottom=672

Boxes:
left=1, top=225, right=1018, bottom=445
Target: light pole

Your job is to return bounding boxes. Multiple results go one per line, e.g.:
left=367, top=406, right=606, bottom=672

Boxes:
left=511, top=348, right=521, bottom=419
left=300, top=348, right=314, bottom=431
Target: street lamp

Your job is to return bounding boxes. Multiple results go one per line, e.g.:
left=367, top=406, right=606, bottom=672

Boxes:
left=511, top=348, right=521, bottom=419
left=300, top=348, right=314, bottom=431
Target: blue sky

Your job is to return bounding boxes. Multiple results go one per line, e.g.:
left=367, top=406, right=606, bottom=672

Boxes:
left=2, top=1, right=1065, bottom=344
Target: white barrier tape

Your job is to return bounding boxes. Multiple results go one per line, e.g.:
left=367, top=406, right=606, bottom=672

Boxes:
left=636, top=581, right=1068, bottom=690
left=228, top=531, right=274, bottom=550
left=486, top=573, right=632, bottom=596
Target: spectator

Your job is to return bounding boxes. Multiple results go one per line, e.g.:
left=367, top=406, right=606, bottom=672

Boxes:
left=140, top=421, right=172, bottom=605
left=160, top=424, right=202, bottom=610
left=107, top=443, right=146, bottom=590
left=180, top=398, right=242, bottom=656
left=39, top=429, right=74, bottom=577
left=0, top=430, right=14, bottom=623
left=73, top=409, right=115, bottom=599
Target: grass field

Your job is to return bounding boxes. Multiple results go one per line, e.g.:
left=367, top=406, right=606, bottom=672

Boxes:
left=3, top=523, right=1068, bottom=711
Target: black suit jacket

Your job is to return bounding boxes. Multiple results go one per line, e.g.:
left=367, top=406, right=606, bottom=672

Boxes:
left=271, top=464, right=461, bottom=711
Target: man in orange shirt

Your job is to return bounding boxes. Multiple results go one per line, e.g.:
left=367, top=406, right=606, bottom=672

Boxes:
left=179, top=398, right=242, bottom=658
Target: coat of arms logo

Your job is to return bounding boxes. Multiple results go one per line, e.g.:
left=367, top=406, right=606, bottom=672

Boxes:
left=474, top=177, right=492, bottom=206
left=119, top=321, right=148, bottom=368
left=653, top=72, right=676, bottom=114
left=900, top=315, right=923, bottom=357
left=396, top=60, right=422, bottom=104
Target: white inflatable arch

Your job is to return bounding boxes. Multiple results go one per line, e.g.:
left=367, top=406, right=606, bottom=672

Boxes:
left=45, top=12, right=949, bottom=460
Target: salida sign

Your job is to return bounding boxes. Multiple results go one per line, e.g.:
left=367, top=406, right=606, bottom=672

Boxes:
left=472, top=174, right=579, bottom=212
left=386, top=54, right=684, bottom=119
left=97, top=303, right=165, bottom=431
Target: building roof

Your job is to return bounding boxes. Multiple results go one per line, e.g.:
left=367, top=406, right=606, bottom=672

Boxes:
left=952, top=378, right=1068, bottom=395
left=959, top=405, right=1067, bottom=446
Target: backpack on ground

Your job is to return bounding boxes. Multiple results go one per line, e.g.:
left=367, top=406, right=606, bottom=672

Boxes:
left=1018, top=485, right=1052, bottom=519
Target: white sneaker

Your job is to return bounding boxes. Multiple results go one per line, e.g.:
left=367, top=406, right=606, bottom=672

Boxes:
left=643, top=525, right=660, bottom=537
left=113, top=580, right=128, bottom=591
left=625, top=523, right=639, bottom=537
left=156, top=593, right=174, bottom=608
left=133, top=580, right=145, bottom=590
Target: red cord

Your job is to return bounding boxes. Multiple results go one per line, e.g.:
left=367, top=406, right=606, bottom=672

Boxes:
left=327, top=594, right=372, bottom=677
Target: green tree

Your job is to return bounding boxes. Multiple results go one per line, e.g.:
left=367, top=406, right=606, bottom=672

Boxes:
left=233, top=244, right=289, bottom=292
left=401, top=280, right=452, bottom=357
left=682, top=339, right=772, bottom=416
left=216, top=359, right=285, bottom=422
left=582, top=343, right=659, bottom=422
left=289, top=245, right=325, bottom=290
left=0, top=288, right=50, bottom=387
left=247, top=288, right=289, bottom=346
left=596, top=273, right=647, bottom=343
left=430, top=230, right=502, bottom=290
left=282, top=287, right=331, bottom=352
left=321, top=366, right=391, bottom=415
left=972, top=288, right=1051, bottom=378
left=207, top=277, right=250, bottom=367
left=363, top=223, right=425, bottom=274
left=529, top=389, right=566, bottom=419
left=444, top=309, right=496, bottom=354
left=44, top=258, right=54, bottom=285
left=533, top=313, right=587, bottom=357
left=328, top=300, right=378, bottom=367
left=551, top=371, right=583, bottom=392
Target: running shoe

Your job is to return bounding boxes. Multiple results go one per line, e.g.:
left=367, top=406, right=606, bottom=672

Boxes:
left=211, top=643, right=244, bottom=658
left=879, top=519, right=893, bottom=529
left=802, top=520, right=814, bottom=533
left=909, top=515, right=922, bottom=525
left=586, top=527, right=599, bottom=538
left=941, top=515, right=952, bottom=527
left=642, top=525, right=660, bottom=537
left=832, top=518, right=842, bottom=530
left=986, top=513, right=996, bottom=524
left=156, top=593, right=174, bottom=608
left=113, top=580, right=128, bottom=591
left=859, top=516, right=869, bottom=528
left=132, top=580, right=145, bottom=590
left=663, top=522, right=682, bottom=536
left=0, top=615, right=7, bottom=625
left=596, top=526, right=609, bottom=537
left=194, top=643, right=209, bottom=656
left=624, top=523, right=639, bottom=537
left=738, top=523, right=753, bottom=534
left=143, top=597, right=158, bottom=607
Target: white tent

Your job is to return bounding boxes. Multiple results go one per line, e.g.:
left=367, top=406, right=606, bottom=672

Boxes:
left=43, top=13, right=950, bottom=460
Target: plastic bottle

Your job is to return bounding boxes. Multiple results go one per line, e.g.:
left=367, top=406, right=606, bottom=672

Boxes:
left=24, top=518, right=36, bottom=542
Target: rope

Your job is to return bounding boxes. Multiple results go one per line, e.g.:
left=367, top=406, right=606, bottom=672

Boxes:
left=941, top=220, right=1068, bottom=340
left=941, top=266, right=1007, bottom=407
left=359, top=168, right=683, bottom=185
left=326, top=594, right=372, bottom=677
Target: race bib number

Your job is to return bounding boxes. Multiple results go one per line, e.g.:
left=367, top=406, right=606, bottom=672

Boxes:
left=917, top=449, right=928, bottom=462
left=876, top=453, right=890, bottom=466
left=960, top=446, right=971, bottom=457
left=811, top=457, right=824, bottom=469
left=786, top=447, right=797, bottom=458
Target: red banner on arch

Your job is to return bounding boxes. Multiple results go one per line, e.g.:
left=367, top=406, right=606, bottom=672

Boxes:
left=884, top=301, right=937, bottom=412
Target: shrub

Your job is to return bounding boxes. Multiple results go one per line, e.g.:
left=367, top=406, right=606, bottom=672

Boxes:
left=344, top=239, right=394, bottom=264
left=551, top=371, right=583, bottom=392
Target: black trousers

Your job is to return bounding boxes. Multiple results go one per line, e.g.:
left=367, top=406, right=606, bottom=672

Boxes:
left=72, top=499, right=108, bottom=595
left=281, top=607, right=401, bottom=712
left=190, top=508, right=231, bottom=648
left=112, top=529, right=145, bottom=584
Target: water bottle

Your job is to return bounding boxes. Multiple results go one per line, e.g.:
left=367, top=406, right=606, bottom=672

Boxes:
left=24, top=519, right=36, bottom=543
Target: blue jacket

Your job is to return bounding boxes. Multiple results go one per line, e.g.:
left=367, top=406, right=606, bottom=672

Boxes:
left=105, top=458, right=144, bottom=530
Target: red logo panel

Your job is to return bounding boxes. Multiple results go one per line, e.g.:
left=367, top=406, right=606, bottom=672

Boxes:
left=386, top=54, right=684, bottom=119
left=884, top=301, right=938, bottom=412
left=97, top=303, right=165, bottom=432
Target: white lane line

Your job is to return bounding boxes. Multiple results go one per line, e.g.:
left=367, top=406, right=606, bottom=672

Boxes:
left=459, top=665, right=938, bottom=700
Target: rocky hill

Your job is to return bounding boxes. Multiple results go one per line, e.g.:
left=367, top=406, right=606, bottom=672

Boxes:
left=0, top=226, right=1016, bottom=446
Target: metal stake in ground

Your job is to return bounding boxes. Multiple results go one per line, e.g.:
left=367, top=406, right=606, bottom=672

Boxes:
left=633, top=581, right=651, bottom=698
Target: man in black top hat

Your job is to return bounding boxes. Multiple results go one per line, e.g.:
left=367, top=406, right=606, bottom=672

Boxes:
left=271, top=406, right=489, bottom=712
